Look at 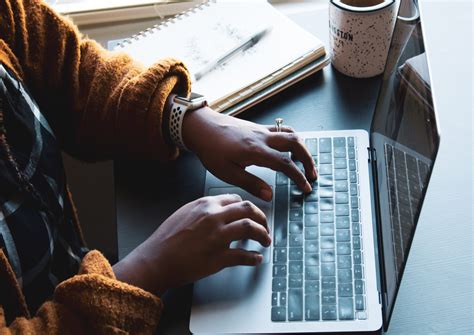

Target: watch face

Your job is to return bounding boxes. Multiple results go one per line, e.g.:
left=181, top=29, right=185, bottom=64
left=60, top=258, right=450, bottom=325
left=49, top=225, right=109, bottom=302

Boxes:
left=174, top=92, right=208, bottom=109
left=189, top=92, right=204, bottom=100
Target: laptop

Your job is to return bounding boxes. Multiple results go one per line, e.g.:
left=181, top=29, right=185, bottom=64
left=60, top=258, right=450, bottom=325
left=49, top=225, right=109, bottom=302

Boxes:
left=190, top=0, right=440, bottom=333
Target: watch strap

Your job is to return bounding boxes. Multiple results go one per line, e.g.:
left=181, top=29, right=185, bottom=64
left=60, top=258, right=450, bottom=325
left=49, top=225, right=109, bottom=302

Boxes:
left=169, top=95, right=190, bottom=151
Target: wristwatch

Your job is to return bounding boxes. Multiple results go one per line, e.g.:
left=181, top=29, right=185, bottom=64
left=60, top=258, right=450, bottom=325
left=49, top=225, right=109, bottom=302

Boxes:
left=169, top=92, right=208, bottom=151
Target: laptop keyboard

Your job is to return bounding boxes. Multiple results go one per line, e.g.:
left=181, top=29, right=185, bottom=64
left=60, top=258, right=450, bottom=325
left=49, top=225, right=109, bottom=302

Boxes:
left=384, top=143, right=429, bottom=278
left=271, top=136, right=367, bottom=322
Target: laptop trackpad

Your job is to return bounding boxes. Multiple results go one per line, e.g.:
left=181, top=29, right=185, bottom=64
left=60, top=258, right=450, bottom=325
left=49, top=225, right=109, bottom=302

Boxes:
left=208, top=187, right=273, bottom=264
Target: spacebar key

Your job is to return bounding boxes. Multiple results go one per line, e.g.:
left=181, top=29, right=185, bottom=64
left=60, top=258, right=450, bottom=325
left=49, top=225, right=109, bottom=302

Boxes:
left=274, top=185, right=289, bottom=247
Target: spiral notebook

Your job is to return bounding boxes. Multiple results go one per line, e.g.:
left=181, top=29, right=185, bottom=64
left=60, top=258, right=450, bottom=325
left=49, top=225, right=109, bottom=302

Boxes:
left=114, top=0, right=328, bottom=115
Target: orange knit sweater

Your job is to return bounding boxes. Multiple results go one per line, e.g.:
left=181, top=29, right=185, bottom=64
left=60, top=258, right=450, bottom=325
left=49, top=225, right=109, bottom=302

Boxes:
left=0, top=0, right=191, bottom=333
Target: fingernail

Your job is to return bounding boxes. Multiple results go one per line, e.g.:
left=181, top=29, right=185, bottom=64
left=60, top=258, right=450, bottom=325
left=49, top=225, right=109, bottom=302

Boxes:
left=255, top=254, right=264, bottom=264
left=312, top=167, right=318, bottom=180
left=260, top=188, right=273, bottom=201
left=304, top=181, right=312, bottom=193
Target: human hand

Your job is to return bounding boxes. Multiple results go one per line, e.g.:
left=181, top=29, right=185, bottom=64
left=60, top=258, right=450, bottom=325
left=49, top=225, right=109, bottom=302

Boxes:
left=182, top=107, right=317, bottom=201
left=113, top=194, right=270, bottom=295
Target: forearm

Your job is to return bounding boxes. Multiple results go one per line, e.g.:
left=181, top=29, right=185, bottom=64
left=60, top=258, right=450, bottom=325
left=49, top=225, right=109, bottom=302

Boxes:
left=0, top=0, right=191, bottom=161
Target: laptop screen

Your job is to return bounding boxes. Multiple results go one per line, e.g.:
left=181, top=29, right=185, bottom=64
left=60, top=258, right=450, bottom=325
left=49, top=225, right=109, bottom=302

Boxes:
left=369, top=0, right=440, bottom=328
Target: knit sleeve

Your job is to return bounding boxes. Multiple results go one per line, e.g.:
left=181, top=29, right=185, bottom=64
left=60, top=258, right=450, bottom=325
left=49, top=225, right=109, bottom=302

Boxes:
left=0, top=0, right=191, bottom=161
left=0, top=251, right=162, bottom=334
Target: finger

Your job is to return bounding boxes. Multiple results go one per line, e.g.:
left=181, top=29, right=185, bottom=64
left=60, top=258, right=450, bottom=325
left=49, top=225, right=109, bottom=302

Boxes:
left=267, top=132, right=317, bottom=181
left=221, top=219, right=271, bottom=247
left=247, top=148, right=312, bottom=193
left=207, top=193, right=243, bottom=206
left=218, top=164, right=273, bottom=202
left=217, top=199, right=268, bottom=232
left=219, top=248, right=263, bottom=268
left=265, top=125, right=295, bottom=133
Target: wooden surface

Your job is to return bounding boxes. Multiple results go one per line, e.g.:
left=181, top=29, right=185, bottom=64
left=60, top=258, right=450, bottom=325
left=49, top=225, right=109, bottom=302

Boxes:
left=114, top=1, right=473, bottom=334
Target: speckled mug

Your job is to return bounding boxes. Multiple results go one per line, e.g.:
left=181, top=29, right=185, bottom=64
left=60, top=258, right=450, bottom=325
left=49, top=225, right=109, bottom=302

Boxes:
left=329, top=0, right=399, bottom=78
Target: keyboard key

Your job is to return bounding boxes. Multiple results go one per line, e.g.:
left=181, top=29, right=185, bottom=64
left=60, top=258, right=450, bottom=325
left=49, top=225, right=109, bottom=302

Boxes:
left=338, top=269, right=352, bottom=283
left=272, top=278, right=286, bottom=292
left=334, top=169, right=348, bottom=180
left=337, top=242, right=351, bottom=255
left=322, top=277, right=336, bottom=290
left=336, top=204, right=350, bottom=216
left=319, top=138, right=332, bottom=153
left=289, top=248, right=303, bottom=260
left=320, top=211, right=334, bottom=223
left=305, top=227, right=319, bottom=240
left=333, top=137, right=346, bottom=148
left=290, top=185, right=303, bottom=196
left=305, top=214, right=318, bottom=227
left=336, top=229, right=350, bottom=242
left=337, top=255, right=352, bottom=269
left=274, top=186, right=289, bottom=247
left=319, top=188, right=334, bottom=198
left=352, top=223, right=361, bottom=236
left=336, top=216, right=350, bottom=229
left=321, top=236, right=335, bottom=249
left=349, top=171, right=358, bottom=183
left=280, top=292, right=287, bottom=306
left=334, top=146, right=346, bottom=158
left=305, top=190, right=318, bottom=202
left=318, top=175, right=333, bottom=187
left=272, top=306, right=286, bottom=321
left=288, top=289, right=303, bottom=321
left=276, top=172, right=288, bottom=185
left=355, top=295, right=365, bottom=310
left=305, top=253, right=319, bottom=266
left=320, top=223, right=334, bottom=236
left=338, top=283, right=353, bottom=297
left=339, top=297, right=354, bottom=320
left=289, top=261, right=303, bottom=274
left=289, top=274, right=303, bottom=288
left=305, top=202, right=318, bottom=214
left=322, top=305, right=337, bottom=320
left=335, top=180, right=349, bottom=192
left=290, top=209, right=303, bottom=221
left=321, top=263, right=336, bottom=276
left=305, top=294, right=320, bottom=320
left=305, top=138, right=318, bottom=155
left=353, top=237, right=362, bottom=250
left=351, top=210, right=360, bottom=222
left=350, top=183, right=358, bottom=196
left=320, top=152, right=332, bottom=164
left=290, top=196, right=303, bottom=208
left=334, top=158, right=347, bottom=169
left=349, top=159, right=357, bottom=171
left=354, top=265, right=363, bottom=279
left=321, top=250, right=335, bottom=262
left=273, top=265, right=287, bottom=277
left=357, top=311, right=368, bottom=320
left=335, top=192, right=349, bottom=204
left=320, top=198, right=334, bottom=211
left=348, top=147, right=356, bottom=159
left=321, top=291, right=337, bottom=305
left=305, top=240, right=319, bottom=253
left=305, top=280, right=320, bottom=293
left=289, top=234, right=303, bottom=247
left=273, top=248, right=287, bottom=264
left=272, top=292, right=278, bottom=306
left=305, top=265, right=319, bottom=280
left=351, top=196, right=359, bottom=208
left=319, top=164, right=333, bottom=175
left=348, top=137, right=355, bottom=147
left=289, top=221, right=303, bottom=234
left=355, top=280, right=365, bottom=294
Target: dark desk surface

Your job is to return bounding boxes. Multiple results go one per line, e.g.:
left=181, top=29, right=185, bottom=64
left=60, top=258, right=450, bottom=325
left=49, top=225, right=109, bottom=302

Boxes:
left=115, top=2, right=473, bottom=334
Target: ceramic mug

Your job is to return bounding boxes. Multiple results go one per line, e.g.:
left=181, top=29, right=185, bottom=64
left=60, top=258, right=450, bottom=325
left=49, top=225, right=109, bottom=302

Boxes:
left=329, top=0, right=399, bottom=78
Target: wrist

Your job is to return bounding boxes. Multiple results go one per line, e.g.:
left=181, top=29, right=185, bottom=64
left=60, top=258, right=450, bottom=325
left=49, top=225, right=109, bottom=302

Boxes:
left=181, top=106, right=214, bottom=153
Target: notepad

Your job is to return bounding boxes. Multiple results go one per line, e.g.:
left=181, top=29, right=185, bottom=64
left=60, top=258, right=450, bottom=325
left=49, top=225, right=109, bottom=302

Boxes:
left=114, top=0, right=328, bottom=114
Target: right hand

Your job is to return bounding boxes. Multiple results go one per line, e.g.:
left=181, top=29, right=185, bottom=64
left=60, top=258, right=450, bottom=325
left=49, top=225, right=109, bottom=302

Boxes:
left=113, top=194, right=271, bottom=295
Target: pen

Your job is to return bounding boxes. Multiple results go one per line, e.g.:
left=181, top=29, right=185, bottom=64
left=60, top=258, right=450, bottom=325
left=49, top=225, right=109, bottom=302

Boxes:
left=193, top=26, right=271, bottom=82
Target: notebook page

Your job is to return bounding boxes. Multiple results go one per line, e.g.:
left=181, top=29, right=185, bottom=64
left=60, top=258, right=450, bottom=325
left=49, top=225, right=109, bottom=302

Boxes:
left=116, top=0, right=324, bottom=104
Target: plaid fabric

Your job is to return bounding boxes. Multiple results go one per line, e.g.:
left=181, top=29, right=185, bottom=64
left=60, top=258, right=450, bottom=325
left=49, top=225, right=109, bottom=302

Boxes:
left=0, top=65, right=88, bottom=312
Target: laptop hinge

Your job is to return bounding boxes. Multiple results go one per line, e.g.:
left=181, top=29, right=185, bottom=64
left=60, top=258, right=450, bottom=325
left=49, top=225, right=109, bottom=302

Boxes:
left=367, top=146, right=389, bottom=327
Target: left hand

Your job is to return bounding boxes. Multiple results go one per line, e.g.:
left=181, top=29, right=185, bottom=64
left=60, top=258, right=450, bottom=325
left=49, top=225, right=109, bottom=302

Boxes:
left=182, top=107, right=317, bottom=201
